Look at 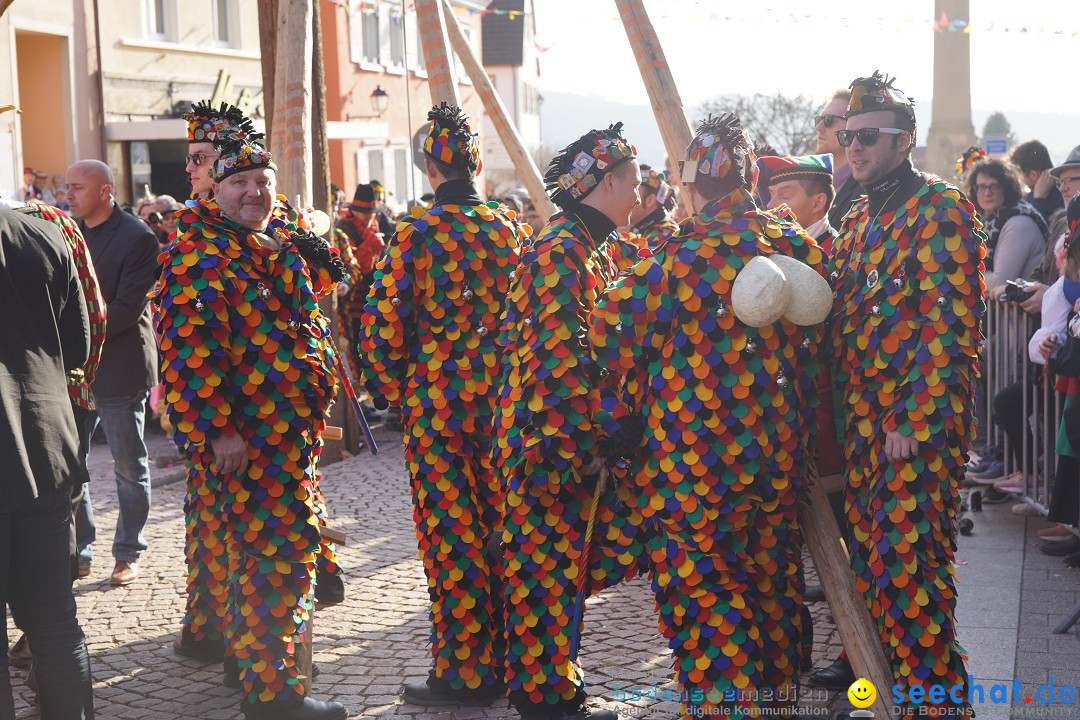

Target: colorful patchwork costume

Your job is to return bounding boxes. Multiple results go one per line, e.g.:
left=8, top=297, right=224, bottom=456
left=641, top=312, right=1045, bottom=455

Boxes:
left=494, top=123, right=654, bottom=720
left=590, top=114, right=827, bottom=719
left=158, top=138, right=348, bottom=719
left=358, top=105, right=527, bottom=705
left=828, top=73, right=984, bottom=717
left=175, top=104, right=346, bottom=668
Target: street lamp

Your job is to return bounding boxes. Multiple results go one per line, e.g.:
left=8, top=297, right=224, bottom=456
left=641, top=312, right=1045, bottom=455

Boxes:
left=346, top=86, right=390, bottom=121
left=370, top=85, right=389, bottom=115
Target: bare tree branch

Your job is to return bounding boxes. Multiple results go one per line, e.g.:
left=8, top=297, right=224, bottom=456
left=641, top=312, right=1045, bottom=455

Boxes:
left=699, top=92, right=821, bottom=156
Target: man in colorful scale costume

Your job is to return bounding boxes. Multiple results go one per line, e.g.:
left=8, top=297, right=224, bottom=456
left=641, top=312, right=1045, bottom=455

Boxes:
left=158, top=138, right=350, bottom=720
left=589, top=113, right=829, bottom=719
left=493, top=122, right=655, bottom=720
left=827, top=72, right=985, bottom=718
left=357, top=104, right=529, bottom=708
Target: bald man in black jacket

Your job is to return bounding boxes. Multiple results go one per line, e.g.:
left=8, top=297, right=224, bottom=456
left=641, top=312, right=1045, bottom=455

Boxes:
left=0, top=208, right=95, bottom=718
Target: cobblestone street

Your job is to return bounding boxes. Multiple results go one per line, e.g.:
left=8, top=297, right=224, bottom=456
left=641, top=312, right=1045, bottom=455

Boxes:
left=8, top=424, right=1080, bottom=719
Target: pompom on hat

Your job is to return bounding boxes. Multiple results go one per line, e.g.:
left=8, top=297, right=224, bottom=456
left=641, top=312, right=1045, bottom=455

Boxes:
left=955, top=146, right=987, bottom=178
left=679, top=112, right=754, bottom=185
left=845, top=71, right=916, bottom=124
left=184, top=101, right=261, bottom=145
left=543, top=122, right=637, bottom=208
left=424, top=103, right=482, bottom=174
left=213, top=139, right=275, bottom=183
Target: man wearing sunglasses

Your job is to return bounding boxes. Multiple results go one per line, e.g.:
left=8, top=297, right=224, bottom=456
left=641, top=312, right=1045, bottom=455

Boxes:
left=816, top=89, right=863, bottom=230
left=824, top=71, right=985, bottom=718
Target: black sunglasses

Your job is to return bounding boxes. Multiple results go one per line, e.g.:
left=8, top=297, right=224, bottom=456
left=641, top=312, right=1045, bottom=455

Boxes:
left=815, top=113, right=844, bottom=129
left=835, top=127, right=907, bottom=148
left=185, top=152, right=218, bottom=167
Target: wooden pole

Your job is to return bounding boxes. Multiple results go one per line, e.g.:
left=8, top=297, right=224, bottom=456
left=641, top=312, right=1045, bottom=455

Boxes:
left=414, top=0, right=460, bottom=108
left=800, top=474, right=895, bottom=718
left=256, top=0, right=279, bottom=138
left=613, top=0, right=695, bottom=217
left=440, top=0, right=556, bottom=220
left=269, top=0, right=313, bottom=206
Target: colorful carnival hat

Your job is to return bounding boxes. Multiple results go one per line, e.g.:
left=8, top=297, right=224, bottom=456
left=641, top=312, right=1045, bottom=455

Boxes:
left=639, top=164, right=675, bottom=207
left=424, top=103, right=482, bottom=173
left=679, top=112, right=753, bottom=184
left=756, top=153, right=834, bottom=189
left=213, top=139, right=274, bottom=183
left=846, top=71, right=916, bottom=124
left=184, top=101, right=261, bottom=145
left=349, top=183, right=376, bottom=213
left=955, top=146, right=987, bottom=178
left=544, top=123, right=637, bottom=207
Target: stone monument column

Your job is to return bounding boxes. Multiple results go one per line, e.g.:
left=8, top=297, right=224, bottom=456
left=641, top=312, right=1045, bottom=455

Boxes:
left=924, top=0, right=977, bottom=178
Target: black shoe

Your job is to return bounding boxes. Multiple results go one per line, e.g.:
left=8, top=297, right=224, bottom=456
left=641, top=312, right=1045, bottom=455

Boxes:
left=1041, top=536, right=1080, bottom=557
left=808, top=656, right=854, bottom=690
left=240, top=695, right=348, bottom=720
left=804, top=584, right=825, bottom=602
left=314, top=572, right=345, bottom=605
left=980, top=488, right=1012, bottom=505
left=173, top=629, right=224, bottom=663
left=226, top=657, right=321, bottom=689
left=401, top=679, right=504, bottom=707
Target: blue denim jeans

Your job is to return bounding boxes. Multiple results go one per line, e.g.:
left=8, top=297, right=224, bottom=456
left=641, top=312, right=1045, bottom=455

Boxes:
left=0, top=485, right=95, bottom=719
left=75, top=390, right=152, bottom=564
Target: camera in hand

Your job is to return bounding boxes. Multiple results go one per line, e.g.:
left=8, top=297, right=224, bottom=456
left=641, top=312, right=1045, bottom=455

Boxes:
left=1001, top=279, right=1034, bottom=303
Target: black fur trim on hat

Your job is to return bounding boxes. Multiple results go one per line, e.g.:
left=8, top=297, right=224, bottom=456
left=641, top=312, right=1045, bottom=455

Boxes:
left=543, top=122, right=629, bottom=208
left=427, top=102, right=471, bottom=136
left=187, top=100, right=263, bottom=143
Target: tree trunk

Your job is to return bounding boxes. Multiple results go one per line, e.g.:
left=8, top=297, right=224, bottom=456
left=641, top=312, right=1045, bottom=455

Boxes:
left=256, top=0, right=279, bottom=139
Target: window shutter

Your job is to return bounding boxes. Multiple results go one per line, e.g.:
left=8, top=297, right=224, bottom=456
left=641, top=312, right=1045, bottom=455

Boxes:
left=355, top=149, right=369, bottom=186
left=405, top=12, right=419, bottom=72
left=382, top=148, right=397, bottom=209
left=349, top=3, right=363, bottom=64
left=378, top=2, right=391, bottom=67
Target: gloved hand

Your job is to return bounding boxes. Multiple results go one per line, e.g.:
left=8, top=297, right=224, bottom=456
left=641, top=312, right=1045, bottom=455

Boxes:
left=292, top=230, right=346, bottom=283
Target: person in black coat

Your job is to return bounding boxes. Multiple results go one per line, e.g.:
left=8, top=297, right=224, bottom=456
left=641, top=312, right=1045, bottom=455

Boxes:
left=0, top=208, right=96, bottom=719
left=66, top=160, right=159, bottom=587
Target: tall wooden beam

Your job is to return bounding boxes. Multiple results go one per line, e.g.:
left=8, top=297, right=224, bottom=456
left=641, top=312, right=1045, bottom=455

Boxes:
left=414, top=0, right=460, bottom=108
left=440, top=0, right=556, bottom=220
left=269, top=0, right=314, bottom=206
left=800, top=477, right=895, bottom=718
left=613, top=0, right=695, bottom=217
left=256, top=0, right=279, bottom=138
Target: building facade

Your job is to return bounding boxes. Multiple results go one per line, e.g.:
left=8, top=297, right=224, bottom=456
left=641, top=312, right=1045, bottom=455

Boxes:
left=479, top=0, right=540, bottom=197
left=321, top=0, right=488, bottom=212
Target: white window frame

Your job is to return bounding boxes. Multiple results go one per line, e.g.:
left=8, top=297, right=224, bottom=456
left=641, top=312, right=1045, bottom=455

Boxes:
left=143, top=0, right=174, bottom=41
left=386, top=5, right=405, bottom=70
left=211, top=0, right=240, bottom=49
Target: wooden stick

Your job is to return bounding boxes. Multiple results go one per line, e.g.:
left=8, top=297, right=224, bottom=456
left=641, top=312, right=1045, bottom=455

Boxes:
left=612, top=0, right=695, bottom=217
left=800, top=476, right=895, bottom=718
left=323, top=426, right=343, bottom=442
left=269, top=0, right=314, bottom=206
left=414, top=0, right=460, bottom=108
left=440, top=0, right=556, bottom=220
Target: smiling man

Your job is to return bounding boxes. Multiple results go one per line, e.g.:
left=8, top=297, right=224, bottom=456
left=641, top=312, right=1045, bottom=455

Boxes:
left=158, top=138, right=349, bottom=720
left=826, top=72, right=985, bottom=719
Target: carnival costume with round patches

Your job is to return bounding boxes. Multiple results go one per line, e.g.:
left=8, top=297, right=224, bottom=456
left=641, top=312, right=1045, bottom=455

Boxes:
left=494, top=123, right=654, bottom=718
left=590, top=114, right=827, bottom=719
left=358, top=104, right=527, bottom=699
left=176, top=101, right=266, bottom=654
left=828, top=73, right=985, bottom=716
left=158, top=140, right=344, bottom=710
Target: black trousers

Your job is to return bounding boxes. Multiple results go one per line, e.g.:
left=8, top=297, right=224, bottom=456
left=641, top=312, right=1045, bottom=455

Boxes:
left=993, top=379, right=1043, bottom=470
left=0, top=485, right=95, bottom=720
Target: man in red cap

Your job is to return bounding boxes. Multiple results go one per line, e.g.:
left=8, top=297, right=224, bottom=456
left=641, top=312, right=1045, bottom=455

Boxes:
left=17, top=166, right=42, bottom=201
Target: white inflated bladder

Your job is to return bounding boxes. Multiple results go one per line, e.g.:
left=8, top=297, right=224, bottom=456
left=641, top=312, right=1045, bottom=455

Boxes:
left=730, top=254, right=833, bottom=328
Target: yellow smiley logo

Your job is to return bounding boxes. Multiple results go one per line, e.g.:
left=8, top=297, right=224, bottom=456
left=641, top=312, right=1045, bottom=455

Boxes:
left=847, top=678, right=877, bottom=709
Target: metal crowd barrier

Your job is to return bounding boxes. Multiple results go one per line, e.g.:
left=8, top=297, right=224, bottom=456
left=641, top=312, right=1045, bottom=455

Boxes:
left=983, top=298, right=1059, bottom=516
